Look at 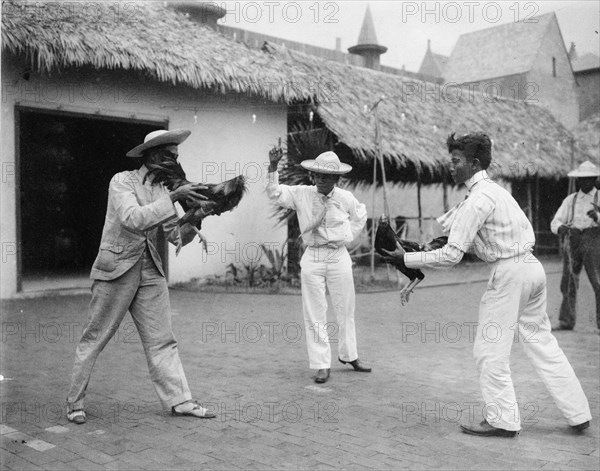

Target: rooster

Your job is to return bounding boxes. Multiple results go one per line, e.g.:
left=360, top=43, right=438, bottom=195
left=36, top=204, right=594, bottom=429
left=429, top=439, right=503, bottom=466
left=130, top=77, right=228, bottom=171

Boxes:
left=144, top=155, right=247, bottom=231
left=375, top=215, right=448, bottom=305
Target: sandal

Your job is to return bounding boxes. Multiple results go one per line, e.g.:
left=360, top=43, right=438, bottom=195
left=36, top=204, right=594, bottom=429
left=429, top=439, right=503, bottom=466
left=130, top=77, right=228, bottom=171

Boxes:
left=171, top=401, right=216, bottom=419
left=67, top=409, right=86, bottom=424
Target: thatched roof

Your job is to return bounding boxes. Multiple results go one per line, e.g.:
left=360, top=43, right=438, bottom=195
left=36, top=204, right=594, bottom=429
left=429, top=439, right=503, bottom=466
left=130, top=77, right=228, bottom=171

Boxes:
left=572, top=113, right=600, bottom=167
left=263, top=42, right=577, bottom=182
left=444, top=13, right=556, bottom=83
left=2, top=1, right=579, bottom=182
left=0, top=0, right=313, bottom=103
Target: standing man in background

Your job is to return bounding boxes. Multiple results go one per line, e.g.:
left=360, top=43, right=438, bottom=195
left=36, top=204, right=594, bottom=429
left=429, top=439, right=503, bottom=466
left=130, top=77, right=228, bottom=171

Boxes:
left=551, top=161, right=600, bottom=332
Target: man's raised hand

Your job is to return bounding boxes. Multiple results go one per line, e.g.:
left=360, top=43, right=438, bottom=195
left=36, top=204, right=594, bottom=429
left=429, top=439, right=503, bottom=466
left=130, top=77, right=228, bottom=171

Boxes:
left=268, top=138, right=284, bottom=172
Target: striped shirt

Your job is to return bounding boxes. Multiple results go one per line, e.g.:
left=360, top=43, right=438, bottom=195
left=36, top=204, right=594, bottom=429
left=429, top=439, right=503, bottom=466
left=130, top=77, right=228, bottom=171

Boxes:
left=405, top=170, right=535, bottom=269
left=550, top=188, right=599, bottom=233
left=266, top=171, right=367, bottom=246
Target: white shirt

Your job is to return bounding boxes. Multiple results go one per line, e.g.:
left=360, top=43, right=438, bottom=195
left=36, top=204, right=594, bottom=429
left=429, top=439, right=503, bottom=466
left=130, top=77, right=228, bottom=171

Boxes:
left=266, top=171, right=367, bottom=246
left=550, top=188, right=599, bottom=233
left=405, top=170, right=535, bottom=269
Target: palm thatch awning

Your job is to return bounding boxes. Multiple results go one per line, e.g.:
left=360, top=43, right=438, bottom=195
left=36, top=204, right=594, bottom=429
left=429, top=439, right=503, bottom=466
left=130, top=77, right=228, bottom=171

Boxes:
left=1, top=0, right=313, bottom=103
left=263, top=43, right=582, bottom=183
left=2, top=1, right=583, bottom=182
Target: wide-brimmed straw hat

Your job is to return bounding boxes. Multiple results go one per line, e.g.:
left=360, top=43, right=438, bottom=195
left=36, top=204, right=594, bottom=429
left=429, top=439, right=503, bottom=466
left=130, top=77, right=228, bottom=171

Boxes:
left=567, top=160, right=600, bottom=178
left=300, top=151, right=352, bottom=175
left=126, top=129, right=191, bottom=158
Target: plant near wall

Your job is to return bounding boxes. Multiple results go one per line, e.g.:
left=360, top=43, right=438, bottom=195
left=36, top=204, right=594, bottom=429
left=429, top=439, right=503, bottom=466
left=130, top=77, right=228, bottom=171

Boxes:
left=260, top=242, right=288, bottom=283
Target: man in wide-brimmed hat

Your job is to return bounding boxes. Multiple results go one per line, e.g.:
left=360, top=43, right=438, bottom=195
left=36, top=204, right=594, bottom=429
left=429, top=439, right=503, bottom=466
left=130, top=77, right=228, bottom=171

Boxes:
left=66, top=129, right=216, bottom=424
left=551, top=160, right=600, bottom=332
left=266, top=148, right=370, bottom=384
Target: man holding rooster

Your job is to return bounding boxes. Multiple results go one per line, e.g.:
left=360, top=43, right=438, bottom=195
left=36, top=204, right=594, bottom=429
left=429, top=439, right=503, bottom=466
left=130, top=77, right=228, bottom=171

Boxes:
left=66, top=129, right=216, bottom=424
left=382, top=132, right=591, bottom=437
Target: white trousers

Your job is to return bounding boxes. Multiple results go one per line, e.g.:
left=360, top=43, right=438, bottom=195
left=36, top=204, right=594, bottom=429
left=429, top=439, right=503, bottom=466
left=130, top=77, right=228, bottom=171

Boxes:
left=475, top=255, right=591, bottom=431
left=300, top=246, right=358, bottom=369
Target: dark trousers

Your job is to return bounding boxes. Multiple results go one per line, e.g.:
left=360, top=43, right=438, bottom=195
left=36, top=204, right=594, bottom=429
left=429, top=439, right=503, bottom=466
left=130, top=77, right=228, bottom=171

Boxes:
left=559, top=227, right=600, bottom=329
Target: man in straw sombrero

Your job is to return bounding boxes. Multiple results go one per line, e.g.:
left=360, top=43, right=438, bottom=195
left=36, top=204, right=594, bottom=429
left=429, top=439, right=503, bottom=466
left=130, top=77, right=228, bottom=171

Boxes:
left=267, top=148, right=370, bottom=384
left=66, top=129, right=217, bottom=424
left=551, top=160, right=600, bottom=332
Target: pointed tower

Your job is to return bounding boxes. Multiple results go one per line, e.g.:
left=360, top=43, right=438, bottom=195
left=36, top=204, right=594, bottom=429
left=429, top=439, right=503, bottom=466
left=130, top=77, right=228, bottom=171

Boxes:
left=418, top=39, right=448, bottom=79
left=347, top=5, right=387, bottom=70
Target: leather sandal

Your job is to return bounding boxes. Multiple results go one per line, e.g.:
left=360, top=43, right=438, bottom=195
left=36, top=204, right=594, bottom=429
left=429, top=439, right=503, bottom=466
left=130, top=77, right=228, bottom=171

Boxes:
left=171, top=401, right=216, bottom=419
left=67, top=409, right=86, bottom=425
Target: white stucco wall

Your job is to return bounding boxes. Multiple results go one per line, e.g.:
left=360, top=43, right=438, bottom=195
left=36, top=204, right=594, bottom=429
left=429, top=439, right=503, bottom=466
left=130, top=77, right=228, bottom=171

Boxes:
left=1, top=55, right=18, bottom=297
left=0, top=53, right=287, bottom=297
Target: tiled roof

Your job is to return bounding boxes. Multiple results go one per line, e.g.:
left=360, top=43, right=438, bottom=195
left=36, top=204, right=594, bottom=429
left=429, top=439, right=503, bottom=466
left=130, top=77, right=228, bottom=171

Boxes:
left=572, top=53, right=600, bottom=72
left=444, top=13, right=556, bottom=83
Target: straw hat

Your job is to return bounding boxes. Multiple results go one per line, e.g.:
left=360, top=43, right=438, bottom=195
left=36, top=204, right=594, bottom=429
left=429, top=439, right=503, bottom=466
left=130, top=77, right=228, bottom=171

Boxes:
left=567, top=161, right=600, bottom=178
left=300, top=151, right=352, bottom=175
left=126, top=129, right=191, bottom=158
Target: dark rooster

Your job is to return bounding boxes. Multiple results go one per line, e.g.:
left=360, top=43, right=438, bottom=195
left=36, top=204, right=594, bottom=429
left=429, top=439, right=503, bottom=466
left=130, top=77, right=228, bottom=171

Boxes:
left=375, top=215, right=448, bottom=305
left=144, top=155, right=247, bottom=230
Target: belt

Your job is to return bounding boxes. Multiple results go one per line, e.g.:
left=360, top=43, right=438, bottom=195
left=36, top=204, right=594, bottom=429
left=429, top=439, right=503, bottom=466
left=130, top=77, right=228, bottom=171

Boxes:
left=491, top=251, right=535, bottom=264
left=307, top=243, right=342, bottom=249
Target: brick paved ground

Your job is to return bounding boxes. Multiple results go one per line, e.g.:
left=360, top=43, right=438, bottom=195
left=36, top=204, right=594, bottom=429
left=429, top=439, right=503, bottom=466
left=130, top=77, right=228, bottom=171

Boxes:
left=1, top=257, right=598, bottom=470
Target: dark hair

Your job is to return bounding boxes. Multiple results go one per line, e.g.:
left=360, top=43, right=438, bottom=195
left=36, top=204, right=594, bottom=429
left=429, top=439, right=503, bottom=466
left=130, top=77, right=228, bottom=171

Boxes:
left=446, top=132, right=492, bottom=170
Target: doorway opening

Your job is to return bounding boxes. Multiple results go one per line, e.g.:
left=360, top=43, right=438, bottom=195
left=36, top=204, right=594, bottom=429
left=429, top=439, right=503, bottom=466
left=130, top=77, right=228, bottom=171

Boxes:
left=17, top=107, right=167, bottom=292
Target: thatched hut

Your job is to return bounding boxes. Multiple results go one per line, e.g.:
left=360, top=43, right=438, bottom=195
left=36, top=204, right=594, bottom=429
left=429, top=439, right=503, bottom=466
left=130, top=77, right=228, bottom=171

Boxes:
left=0, top=0, right=586, bottom=297
left=262, top=42, right=579, bottom=184
left=262, top=42, right=587, bottom=249
left=1, top=0, right=311, bottom=297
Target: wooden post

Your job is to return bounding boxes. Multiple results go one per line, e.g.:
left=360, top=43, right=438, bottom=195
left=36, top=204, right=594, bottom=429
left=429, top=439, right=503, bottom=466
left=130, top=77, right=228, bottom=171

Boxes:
left=417, top=177, right=423, bottom=240
left=368, top=96, right=386, bottom=278
left=442, top=182, right=449, bottom=212
left=568, top=136, right=576, bottom=194
left=374, top=105, right=390, bottom=217
left=534, top=174, right=540, bottom=233
left=370, top=154, right=376, bottom=278
left=526, top=178, right=533, bottom=222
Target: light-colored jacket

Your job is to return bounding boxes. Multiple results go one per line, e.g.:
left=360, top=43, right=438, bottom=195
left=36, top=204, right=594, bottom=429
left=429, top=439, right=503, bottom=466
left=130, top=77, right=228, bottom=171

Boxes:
left=90, top=165, right=181, bottom=281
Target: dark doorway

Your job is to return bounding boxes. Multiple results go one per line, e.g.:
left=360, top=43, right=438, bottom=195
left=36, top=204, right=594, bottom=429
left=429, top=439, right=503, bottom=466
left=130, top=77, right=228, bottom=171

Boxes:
left=512, top=177, right=569, bottom=254
left=17, top=108, right=167, bottom=291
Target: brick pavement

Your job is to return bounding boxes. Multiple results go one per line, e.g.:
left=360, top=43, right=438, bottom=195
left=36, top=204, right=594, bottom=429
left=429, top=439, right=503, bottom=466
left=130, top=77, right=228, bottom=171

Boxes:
left=1, top=257, right=598, bottom=470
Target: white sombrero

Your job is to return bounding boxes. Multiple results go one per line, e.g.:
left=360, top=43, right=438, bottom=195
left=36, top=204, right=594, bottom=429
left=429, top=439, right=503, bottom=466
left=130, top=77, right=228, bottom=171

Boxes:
left=300, top=151, right=352, bottom=175
left=126, top=129, right=191, bottom=158
left=567, top=160, right=600, bottom=178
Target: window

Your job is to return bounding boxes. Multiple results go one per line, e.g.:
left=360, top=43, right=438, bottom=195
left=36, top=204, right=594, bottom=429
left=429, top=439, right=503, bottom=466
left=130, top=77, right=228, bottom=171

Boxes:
left=552, top=57, right=556, bottom=77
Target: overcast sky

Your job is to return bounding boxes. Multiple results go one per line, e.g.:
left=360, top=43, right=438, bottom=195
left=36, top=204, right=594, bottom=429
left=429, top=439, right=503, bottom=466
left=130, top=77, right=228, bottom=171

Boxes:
left=218, top=1, right=600, bottom=71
